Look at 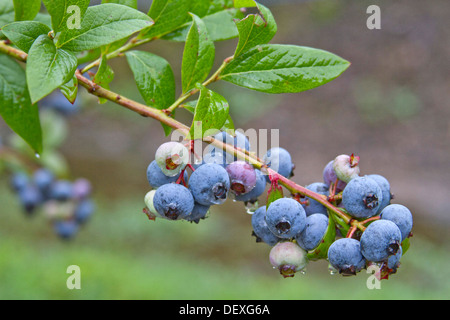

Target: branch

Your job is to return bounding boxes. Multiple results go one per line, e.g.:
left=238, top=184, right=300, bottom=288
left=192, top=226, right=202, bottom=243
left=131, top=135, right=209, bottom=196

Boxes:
left=0, top=41, right=352, bottom=223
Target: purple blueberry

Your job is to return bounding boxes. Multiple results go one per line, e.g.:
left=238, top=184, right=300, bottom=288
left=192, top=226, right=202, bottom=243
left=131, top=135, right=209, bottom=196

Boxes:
left=322, top=160, right=346, bottom=192
left=72, top=178, right=92, bottom=200
left=226, top=161, right=257, bottom=196
left=234, top=169, right=267, bottom=203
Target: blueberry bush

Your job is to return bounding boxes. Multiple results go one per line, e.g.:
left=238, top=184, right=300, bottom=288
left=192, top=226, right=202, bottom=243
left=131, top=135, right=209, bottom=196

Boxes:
left=0, top=0, right=413, bottom=280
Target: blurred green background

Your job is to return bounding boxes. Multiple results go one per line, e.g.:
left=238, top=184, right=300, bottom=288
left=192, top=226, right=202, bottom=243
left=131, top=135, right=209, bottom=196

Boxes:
left=1, top=0, right=449, bottom=299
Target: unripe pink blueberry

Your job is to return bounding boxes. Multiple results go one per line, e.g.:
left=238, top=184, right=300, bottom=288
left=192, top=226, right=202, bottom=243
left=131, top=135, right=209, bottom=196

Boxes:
left=332, top=154, right=360, bottom=183
left=269, top=241, right=308, bottom=278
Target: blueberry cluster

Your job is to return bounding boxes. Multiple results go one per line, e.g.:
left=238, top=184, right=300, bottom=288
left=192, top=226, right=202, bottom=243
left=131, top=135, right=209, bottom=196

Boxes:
left=262, top=154, right=413, bottom=279
left=144, top=135, right=412, bottom=280
left=9, top=168, right=94, bottom=240
left=144, top=132, right=293, bottom=223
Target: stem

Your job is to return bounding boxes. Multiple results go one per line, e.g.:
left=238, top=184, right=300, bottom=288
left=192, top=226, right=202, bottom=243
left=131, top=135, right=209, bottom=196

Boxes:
left=163, top=56, right=233, bottom=114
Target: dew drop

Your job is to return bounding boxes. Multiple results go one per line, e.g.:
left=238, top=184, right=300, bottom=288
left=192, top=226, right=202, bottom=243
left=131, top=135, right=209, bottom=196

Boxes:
left=244, top=201, right=258, bottom=214
left=35, top=152, right=40, bottom=159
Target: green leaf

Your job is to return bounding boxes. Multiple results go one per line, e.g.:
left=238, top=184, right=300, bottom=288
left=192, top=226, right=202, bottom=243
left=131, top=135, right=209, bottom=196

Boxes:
left=101, top=0, right=137, bottom=9
left=42, top=0, right=90, bottom=33
left=0, top=55, right=42, bottom=154
left=329, top=208, right=350, bottom=237
left=125, top=50, right=175, bottom=136
left=183, top=99, right=234, bottom=132
left=234, top=2, right=277, bottom=57
left=2, top=21, right=51, bottom=53
left=189, top=86, right=229, bottom=140
left=307, top=215, right=336, bottom=261
left=125, top=50, right=175, bottom=110
left=26, top=34, right=78, bottom=103
left=265, top=182, right=283, bottom=210
left=181, top=13, right=215, bottom=93
left=56, top=3, right=153, bottom=52
left=220, top=44, right=350, bottom=94
left=234, top=0, right=257, bottom=8
left=0, top=0, right=15, bottom=27
left=13, top=0, right=41, bottom=21
left=137, top=0, right=191, bottom=40
left=162, top=8, right=244, bottom=42
left=93, top=54, right=115, bottom=104
left=59, top=73, right=78, bottom=104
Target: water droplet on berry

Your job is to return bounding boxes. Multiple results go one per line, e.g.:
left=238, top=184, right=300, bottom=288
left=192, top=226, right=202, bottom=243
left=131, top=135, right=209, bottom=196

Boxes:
left=244, top=201, right=258, bottom=214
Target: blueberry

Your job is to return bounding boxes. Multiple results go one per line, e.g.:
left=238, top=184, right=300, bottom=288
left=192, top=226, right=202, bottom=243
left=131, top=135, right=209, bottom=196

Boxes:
left=251, top=206, right=280, bottom=246
left=387, top=245, right=402, bottom=272
left=302, top=182, right=329, bottom=216
left=153, top=183, right=194, bottom=220
left=146, top=160, right=188, bottom=188
left=342, top=176, right=383, bottom=219
left=188, top=163, right=230, bottom=206
left=155, top=141, right=189, bottom=177
left=367, top=174, right=392, bottom=214
left=10, top=172, right=29, bottom=192
left=72, top=178, right=92, bottom=199
left=360, top=220, right=402, bottom=262
left=204, top=131, right=251, bottom=167
left=74, top=199, right=95, bottom=224
left=322, top=160, right=346, bottom=192
left=54, top=220, right=79, bottom=239
left=380, top=204, right=413, bottom=241
left=269, top=241, right=308, bottom=278
left=184, top=202, right=210, bottom=223
left=18, top=183, right=43, bottom=214
left=327, top=238, right=366, bottom=275
left=49, top=180, right=74, bottom=201
left=40, top=92, right=79, bottom=116
left=263, top=147, right=294, bottom=182
left=332, top=154, right=360, bottom=183
left=265, top=198, right=306, bottom=239
left=226, top=161, right=257, bottom=196
left=234, top=169, right=266, bottom=203
left=233, top=130, right=251, bottom=158
left=295, top=214, right=329, bottom=251
left=33, top=168, right=54, bottom=191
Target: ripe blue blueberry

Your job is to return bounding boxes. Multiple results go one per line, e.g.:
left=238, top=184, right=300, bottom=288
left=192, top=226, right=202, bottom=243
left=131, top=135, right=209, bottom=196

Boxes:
left=188, top=163, right=230, bottom=206
left=295, top=214, right=329, bottom=251
left=18, top=183, right=43, bottom=214
left=342, top=176, right=383, bottom=219
left=235, top=169, right=266, bottom=203
left=147, top=160, right=188, bottom=188
left=387, top=245, right=402, bottom=272
left=74, top=199, right=95, bottom=224
left=327, top=238, right=366, bottom=275
left=226, top=161, right=257, bottom=196
left=153, top=183, right=194, bottom=220
left=184, top=202, right=210, bottom=223
left=49, top=180, right=74, bottom=201
left=380, top=204, right=413, bottom=241
left=251, top=206, right=280, bottom=246
left=265, top=198, right=306, bottom=239
left=53, top=220, right=79, bottom=239
left=263, top=147, right=294, bottom=182
left=204, top=131, right=251, bottom=167
left=360, top=219, right=402, bottom=262
left=10, top=172, right=29, bottom=192
left=367, top=174, right=392, bottom=214
left=33, top=168, right=54, bottom=192
left=302, top=182, right=329, bottom=216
